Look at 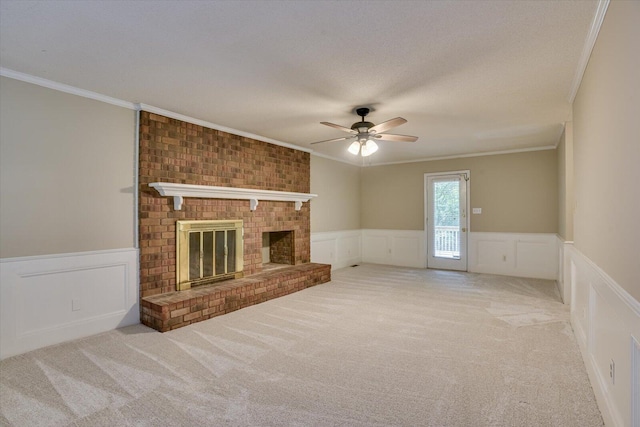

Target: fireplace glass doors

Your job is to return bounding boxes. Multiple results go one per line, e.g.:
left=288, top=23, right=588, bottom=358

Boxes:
left=176, top=220, right=243, bottom=290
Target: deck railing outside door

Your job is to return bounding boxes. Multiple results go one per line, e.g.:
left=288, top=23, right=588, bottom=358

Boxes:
left=434, top=225, right=460, bottom=258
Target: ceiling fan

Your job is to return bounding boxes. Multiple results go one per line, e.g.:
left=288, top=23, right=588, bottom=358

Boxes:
left=311, top=107, right=418, bottom=156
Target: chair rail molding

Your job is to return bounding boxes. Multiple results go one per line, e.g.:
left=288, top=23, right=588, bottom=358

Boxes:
left=149, top=182, right=317, bottom=211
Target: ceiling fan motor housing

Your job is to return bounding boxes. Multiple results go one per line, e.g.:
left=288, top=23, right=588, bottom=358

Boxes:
left=351, top=121, right=374, bottom=132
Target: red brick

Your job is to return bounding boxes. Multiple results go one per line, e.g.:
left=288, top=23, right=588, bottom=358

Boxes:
left=183, top=311, right=202, bottom=322
left=170, top=307, right=190, bottom=318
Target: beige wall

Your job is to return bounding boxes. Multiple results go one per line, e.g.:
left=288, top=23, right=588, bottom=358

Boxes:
left=572, top=1, right=640, bottom=301
left=310, top=155, right=361, bottom=232
left=0, top=77, right=136, bottom=257
left=557, top=122, right=574, bottom=241
left=361, top=150, right=558, bottom=233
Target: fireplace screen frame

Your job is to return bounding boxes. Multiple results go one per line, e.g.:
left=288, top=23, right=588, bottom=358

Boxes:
left=176, top=220, right=244, bottom=290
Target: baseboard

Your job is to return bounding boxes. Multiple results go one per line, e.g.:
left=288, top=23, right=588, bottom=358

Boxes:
left=566, top=245, right=640, bottom=427
left=0, top=248, right=139, bottom=359
left=311, top=230, right=362, bottom=270
left=468, top=232, right=558, bottom=280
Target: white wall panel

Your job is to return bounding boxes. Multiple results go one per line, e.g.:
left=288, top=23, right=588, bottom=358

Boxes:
left=337, top=234, right=361, bottom=266
left=476, top=239, right=508, bottom=268
left=468, top=232, right=558, bottom=280
left=571, top=255, right=591, bottom=346
left=361, top=230, right=426, bottom=268
left=0, top=248, right=139, bottom=359
left=310, top=237, right=336, bottom=266
left=557, top=236, right=573, bottom=304
left=567, top=244, right=640, bottom=427
left=311, top=230, right=361, bottom=270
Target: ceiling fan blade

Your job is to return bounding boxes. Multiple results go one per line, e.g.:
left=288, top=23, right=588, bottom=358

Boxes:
left=369, top=117, right=407, bottom=134
left=320, top=122, right=358, bottom=134
left=375, top=133, right=418, bottom=142
left=310, top=135, right=355, bottom=145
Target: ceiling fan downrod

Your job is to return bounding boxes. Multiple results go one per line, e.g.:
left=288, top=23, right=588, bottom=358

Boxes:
left=352, top=107, right=375, bottom=132
left=356, top=107, right=370, bottom=120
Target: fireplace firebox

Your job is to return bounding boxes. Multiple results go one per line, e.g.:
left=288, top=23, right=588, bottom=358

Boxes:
left=262, top=230, right=294, bottom=267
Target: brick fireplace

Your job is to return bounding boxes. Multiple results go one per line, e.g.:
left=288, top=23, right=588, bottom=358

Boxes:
left=138, top=112, right=330, bottom=331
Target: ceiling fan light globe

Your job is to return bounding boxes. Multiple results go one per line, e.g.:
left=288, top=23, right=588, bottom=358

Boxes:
left=348, top=141, right=361, bottom=155
left=361, top=140, right=378, bottom=157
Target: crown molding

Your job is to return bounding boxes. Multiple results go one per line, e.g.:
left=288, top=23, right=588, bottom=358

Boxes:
left=0, top=67, right=137, bottom=110
left=365, top=145, right=557, bottom=167
left=310, top=151, right=362, bottom=166
left=567, top=0, right=610, bottom=103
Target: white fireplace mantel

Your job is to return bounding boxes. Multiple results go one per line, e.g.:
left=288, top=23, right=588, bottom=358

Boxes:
left=149, top=182, right=317, bottom=211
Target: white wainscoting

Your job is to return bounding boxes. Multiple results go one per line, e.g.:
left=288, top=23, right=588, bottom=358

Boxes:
left=361, top=229, right=427, bottom=268
left=313, top=230, right=559, bottom=279
left=0, top=248, right=139, bottom=360
left=468, top=232, right=558, bottom=280
left=557, top=236, right=573, bottom=304
left=311, top=230, right=362, bottom=270
left=566, top=244, right=640, bottom=427
left=311, top=229, right=426, bottom=270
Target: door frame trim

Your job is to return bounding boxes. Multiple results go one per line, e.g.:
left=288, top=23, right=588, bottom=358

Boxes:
left=423, top=170, right=471, bottom=271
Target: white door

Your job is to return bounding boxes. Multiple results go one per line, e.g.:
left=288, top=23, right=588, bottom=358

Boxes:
left=425, top=172, right=469, bottom=271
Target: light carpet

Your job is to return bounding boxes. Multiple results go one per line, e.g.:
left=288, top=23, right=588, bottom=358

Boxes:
left=0, top=264, right=603, bottom=426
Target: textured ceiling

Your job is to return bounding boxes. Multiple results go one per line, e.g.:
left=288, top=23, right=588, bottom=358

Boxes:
left=0, top=0, right=599, bottom=165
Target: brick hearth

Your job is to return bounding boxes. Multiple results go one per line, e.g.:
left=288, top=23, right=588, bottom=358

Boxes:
left=141, top=263, right=330, bottom=332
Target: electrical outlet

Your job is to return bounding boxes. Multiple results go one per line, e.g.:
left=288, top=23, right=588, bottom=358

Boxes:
left=609, top=359, right=615, bottom=384
left=503, top=255, right=507, bottom=262
left=72, top=299, right=81, bottom=311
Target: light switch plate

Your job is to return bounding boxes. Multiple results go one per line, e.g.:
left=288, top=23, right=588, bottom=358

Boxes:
left=472, top=208, right=482, bottom=214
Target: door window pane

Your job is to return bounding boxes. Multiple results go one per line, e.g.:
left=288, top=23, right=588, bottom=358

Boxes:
left=433, top=180, right=460, bottom=259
